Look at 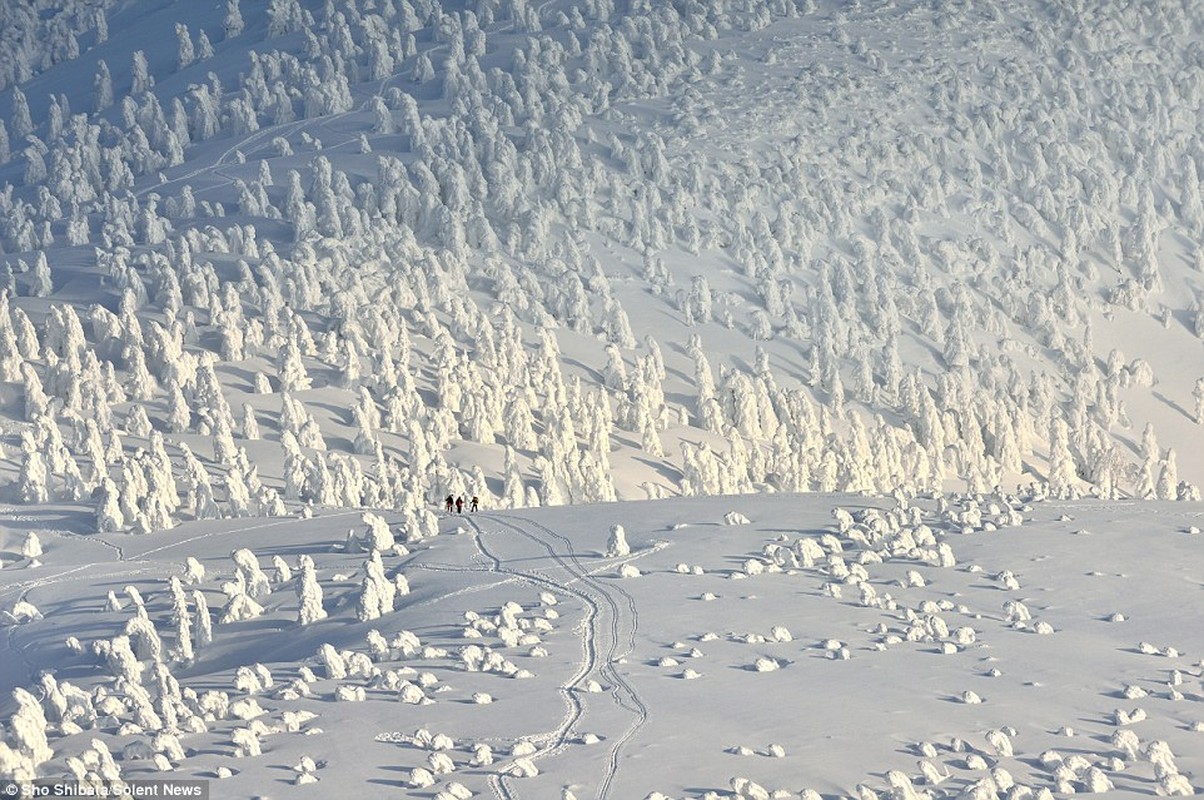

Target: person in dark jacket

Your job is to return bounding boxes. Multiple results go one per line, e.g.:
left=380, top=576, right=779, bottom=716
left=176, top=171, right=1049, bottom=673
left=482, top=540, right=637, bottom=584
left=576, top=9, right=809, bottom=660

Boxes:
left=455, top=496, right=464, bottom=514
left=445, top=495, right=454, bottom=512
left=470, top=495, right=479, bottom=512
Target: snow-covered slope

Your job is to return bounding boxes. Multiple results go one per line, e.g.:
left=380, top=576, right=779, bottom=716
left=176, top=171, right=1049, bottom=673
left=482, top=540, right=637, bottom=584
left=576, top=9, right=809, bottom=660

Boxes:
left=2, top=493, right=1203, bottom=797
left=2, top=0, right=1204, bottom=534
left=4, top=0, right=1204, bottom=793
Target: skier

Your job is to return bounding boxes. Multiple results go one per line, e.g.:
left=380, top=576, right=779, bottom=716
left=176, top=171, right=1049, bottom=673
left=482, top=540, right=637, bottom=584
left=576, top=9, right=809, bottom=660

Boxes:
left=470, top=495, right=479, bottom=512
left=445, top=494, right=454, bottom=512
left=455, top=496, right=464, bottom=514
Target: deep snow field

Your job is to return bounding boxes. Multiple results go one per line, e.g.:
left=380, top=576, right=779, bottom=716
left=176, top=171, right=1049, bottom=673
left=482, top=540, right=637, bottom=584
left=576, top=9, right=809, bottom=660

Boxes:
left=3, top=0, right=1204, bottom=795
left=2, top=493, right=1203, bottom=799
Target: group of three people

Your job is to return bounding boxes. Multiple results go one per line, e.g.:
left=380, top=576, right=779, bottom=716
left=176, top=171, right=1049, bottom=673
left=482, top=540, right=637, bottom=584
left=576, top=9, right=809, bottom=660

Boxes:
left=445, top=494, right=479, bottom=513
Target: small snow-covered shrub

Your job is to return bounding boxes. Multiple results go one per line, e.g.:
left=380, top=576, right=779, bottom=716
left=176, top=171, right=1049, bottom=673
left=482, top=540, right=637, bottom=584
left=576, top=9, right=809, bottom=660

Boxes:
left=986, top=729, right=1013, bottom=757
left=507, top=757, right=539, bottom=777
left=511, top=741, right=537, bottom=757
left=606, top=524, right=630, bottom=557
left=229, top=698, right=265, bottom=720
left=335, top=686, right=366, bottom=702
left=471, top=744, right=493, bottom=766
left=231, top=727, right=261, bottom=757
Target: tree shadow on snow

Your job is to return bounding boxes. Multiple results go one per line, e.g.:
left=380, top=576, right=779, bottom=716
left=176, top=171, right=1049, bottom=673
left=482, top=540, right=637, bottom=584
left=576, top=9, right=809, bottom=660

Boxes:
left=632, top=455, right=683, bottom=483
left=366, top=778, right=410, bottom=789
left=1153, top=389, right=1192, bottom=421
left=0, top=507, right=97, bottom=535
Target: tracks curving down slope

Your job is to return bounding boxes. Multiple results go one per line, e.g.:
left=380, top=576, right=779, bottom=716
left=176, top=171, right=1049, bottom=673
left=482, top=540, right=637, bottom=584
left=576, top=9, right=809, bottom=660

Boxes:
left=466, top=513, right=649, bottom=800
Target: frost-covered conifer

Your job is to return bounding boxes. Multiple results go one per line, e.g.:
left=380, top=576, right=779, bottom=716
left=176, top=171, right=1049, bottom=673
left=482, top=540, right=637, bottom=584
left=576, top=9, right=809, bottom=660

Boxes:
left=176, top=24, right=194, bottom=70
left=371, top=96, right=393, bottom=134
left=168, top=577, right=193, bottom=663
left=602, top=344, right=627, bottom=391
left=278, top=339, right=311, bottom=392
left=361, top=512, right=395, bottom=553
left=21, top=364, right=50, bottom=422
left=196, top=29, right=214, bottom=60
left=606, top=524, right=630, bottom=557
left=96, top=478, right=125, bottom=532
left=192, top=590, right=213, bottom=648
left=11, top=87, right=33, bottom=139
left=296, top=555, right=326, bottom=625
left=131, top=51, right=154, bottom=94
left=21, top=532, right=42, bottom=560
left=1047, top=417, right=1078, bottom=500
left=502, top=448, right=527, bottom=508
left=232, top=549, right=271, bottom=599
left=240, top=403, right=260, bottom=440
left=224, top=0, right=244, bottom=38
left=270, top=555, right=291, bottom=585
left=1156, top=449, right=1178, bottom=501
left=29, top=253, right=53, bottom=297
left=18, top=431, right=50, bottom=504
left=339, top=337, right=360, bottom=389
left=94, top=60, right=114, bottom=112
left=11, top=688, right=52, bottom=767
left=219, top=573, right=263, bottom=623
left=357, top=552, right=396, bottom=621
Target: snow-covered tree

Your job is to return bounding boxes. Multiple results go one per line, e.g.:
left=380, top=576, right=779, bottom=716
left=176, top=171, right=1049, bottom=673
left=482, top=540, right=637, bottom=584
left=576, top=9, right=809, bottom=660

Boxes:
left=94, top=60, right=114, bottom=112
left=17, top=432, right=50, bottom=504
left=168, top=577, right=193, bottom=663
left=606, top=524, right=630, bottom=557
left=1047, top=417, right=1078, bottom=500
left=1156, top=449, right=1178, bottom=501
left=219, top=573, right=264, bottom=623
left=232, top=549, right=271, bottom=599
left=175, top=24, right=194, bottom=70
left=131, top=51, right=154, bottom=94
left=357, top=552, right=396, bottom=621
left=10, top=688, right=53, bottom=768
left=11, top=87, right=33, bottom=139
left=296, top=554, right=326, bottom=625
left=21, top=532, right=42, bottom=560
left=96, top=478, right=125, bottom=533
left=224, top=0, right=244, bottom=39
left=361, top=512, right=395, bottom=553
left=192, top=590, right=213, bottom=648
left=278, top=339, right=311, bottom=392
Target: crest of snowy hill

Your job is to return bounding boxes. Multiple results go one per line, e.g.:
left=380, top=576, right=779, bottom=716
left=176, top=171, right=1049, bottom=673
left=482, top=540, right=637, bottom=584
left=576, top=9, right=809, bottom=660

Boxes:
left=1, top=0, right=1204, bottom=531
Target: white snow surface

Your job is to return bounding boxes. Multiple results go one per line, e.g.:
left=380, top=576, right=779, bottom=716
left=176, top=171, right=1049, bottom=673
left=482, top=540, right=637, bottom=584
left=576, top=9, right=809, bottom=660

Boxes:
left=3, top=0, right=1204, bottom=795
left=2, top=494, right=1204, bottom=798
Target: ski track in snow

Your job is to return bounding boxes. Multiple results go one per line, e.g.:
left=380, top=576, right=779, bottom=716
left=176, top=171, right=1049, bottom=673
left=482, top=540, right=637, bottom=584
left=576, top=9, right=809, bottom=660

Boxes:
left=466, top=514, right=593, bottom=800
left=1, top=511, right=362, bottom=688
left=3, top=564, right=160, bottom=688
left=135, top=508, right=363, bottom=560
left=466, top=512, right=650, bottom=800
left=505, top=513, right=651, bottom=800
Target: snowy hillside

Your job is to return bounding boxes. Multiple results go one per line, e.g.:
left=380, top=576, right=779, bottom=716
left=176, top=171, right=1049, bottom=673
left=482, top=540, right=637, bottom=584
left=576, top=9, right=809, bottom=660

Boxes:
left=1, top=0, right=1204, bottom=529
left=3, top=0, right=1204, bottom=794
left=2, top=492, right=1203, bottom=798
